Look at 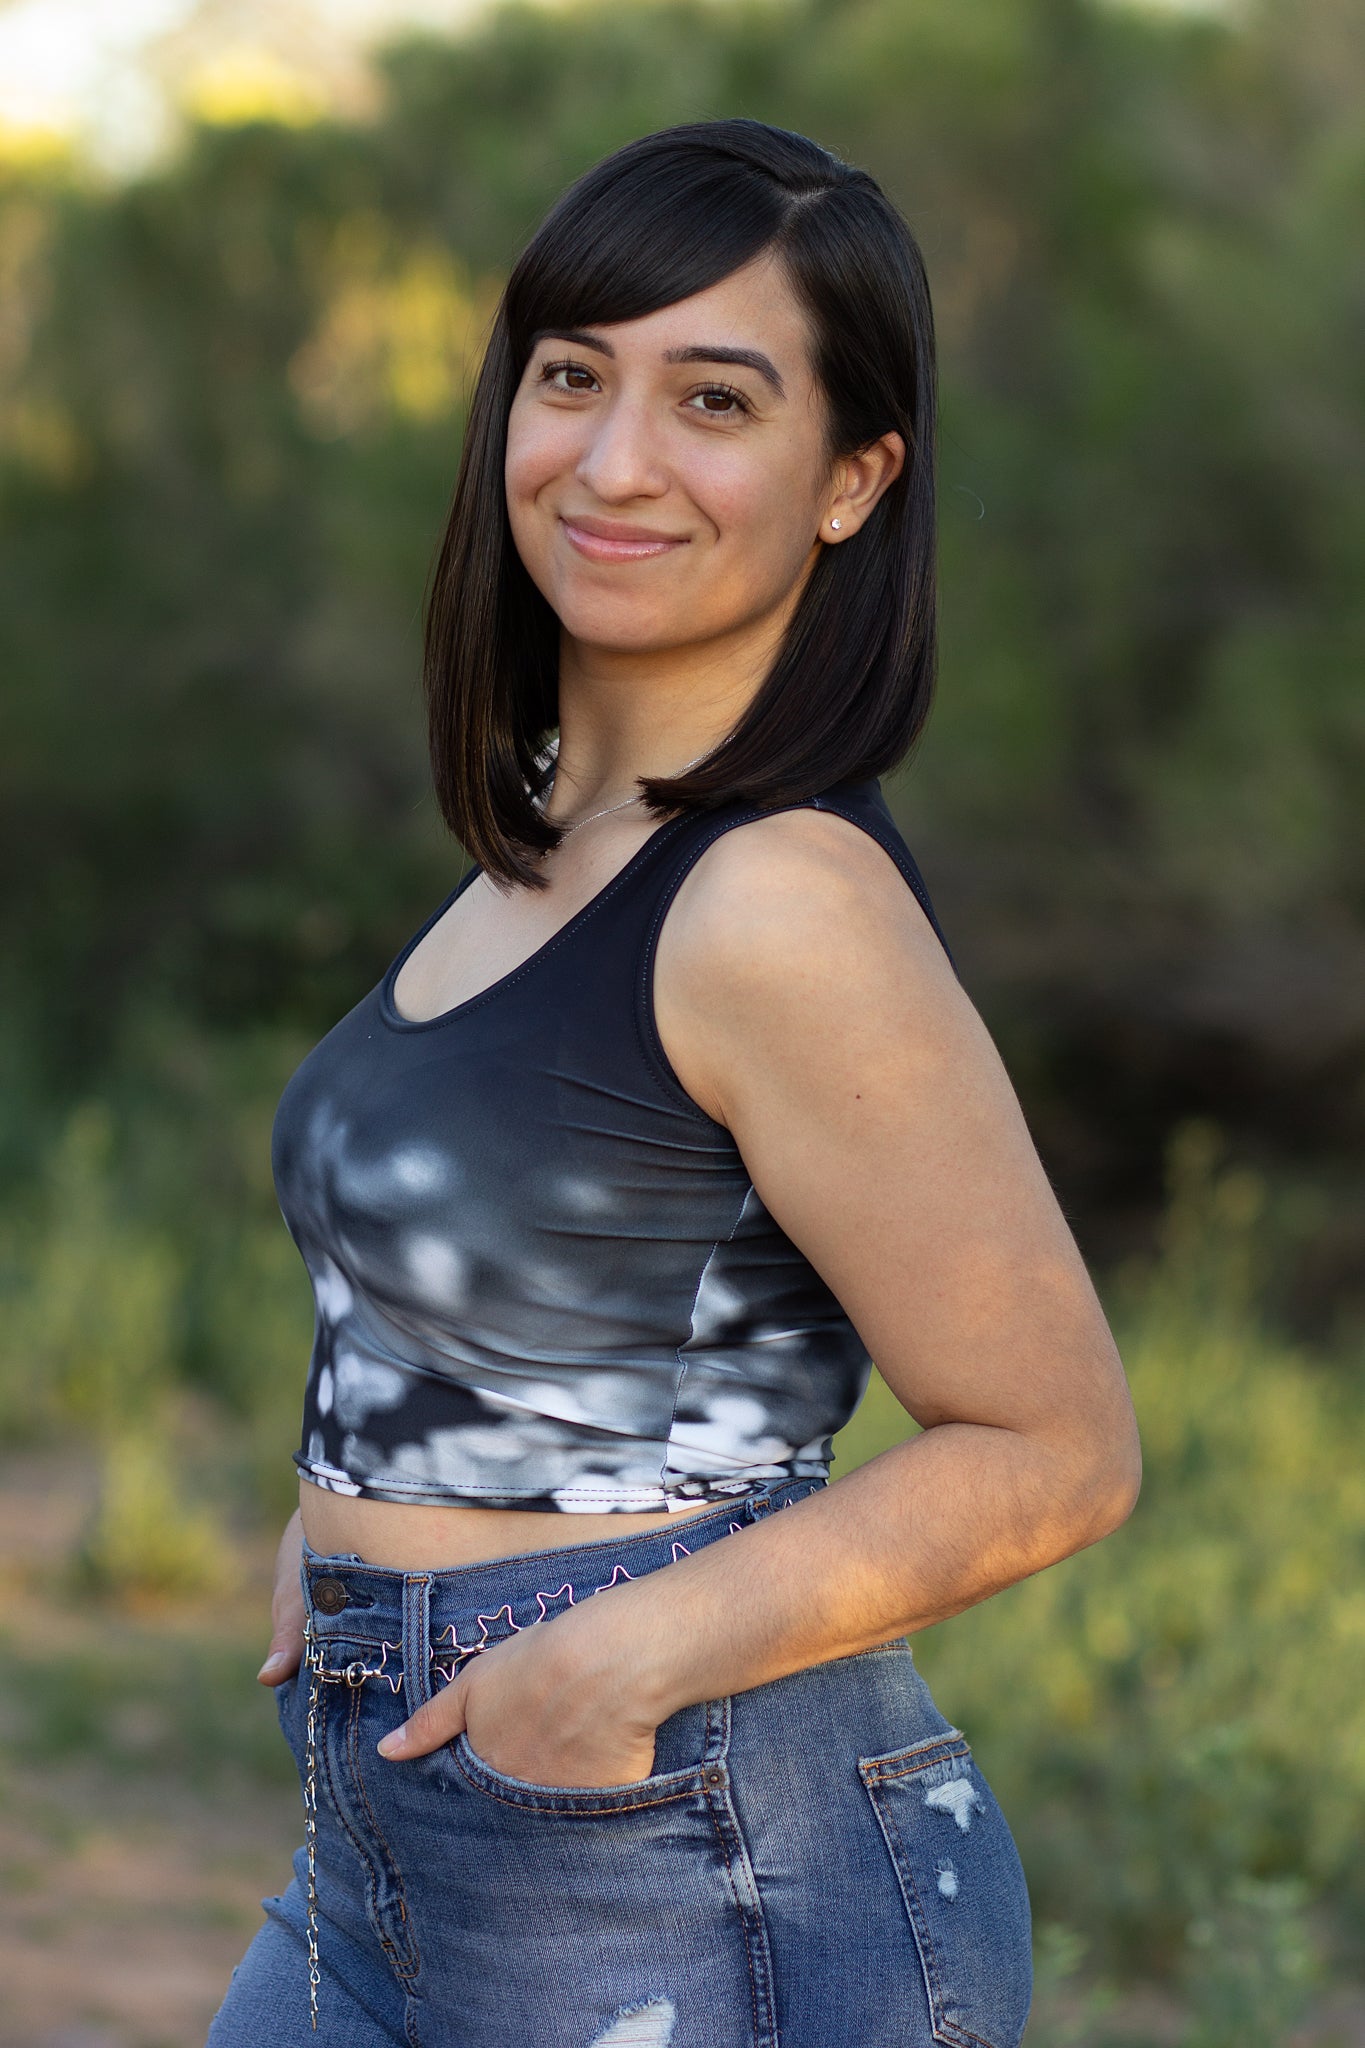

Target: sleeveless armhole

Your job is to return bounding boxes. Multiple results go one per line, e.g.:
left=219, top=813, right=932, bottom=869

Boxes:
left=634, top=788, right=957, bottom=1129
left=811, top=789, right=958, bottom=972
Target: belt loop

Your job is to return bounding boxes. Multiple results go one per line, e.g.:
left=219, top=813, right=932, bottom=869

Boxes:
left=703, top=1694, right=732, bottom=1766
left=402, top=1574, right=433, bottom=1716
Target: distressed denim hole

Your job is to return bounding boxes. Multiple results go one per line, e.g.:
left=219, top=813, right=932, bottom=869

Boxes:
left=588, top=1995, right=677, bottom=2047
left=924, top=1773, right=984, bottom=1833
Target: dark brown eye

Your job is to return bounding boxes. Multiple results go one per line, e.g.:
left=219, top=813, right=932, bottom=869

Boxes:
left=687, top=383, right=750, bottom=418
left=538, top=359, right=598, bottom=393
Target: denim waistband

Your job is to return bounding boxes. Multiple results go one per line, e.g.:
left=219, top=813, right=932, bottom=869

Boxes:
left=300, top=1474, right=826, bottom=1678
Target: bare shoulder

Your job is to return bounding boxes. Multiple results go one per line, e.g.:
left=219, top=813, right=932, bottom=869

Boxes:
left=658, top=804, right=957, bottom=1007
left=653, top=805, right=971, bottom=1126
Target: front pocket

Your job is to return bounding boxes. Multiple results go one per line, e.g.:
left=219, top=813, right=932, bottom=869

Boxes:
left=401, top=1711, right=779, bottom=2045
left=450, top=1691, right=726, bottom=1813
left=452, top=1728, right=723, bottom=1815
left=859, top=1731, right=1033, bottom=2048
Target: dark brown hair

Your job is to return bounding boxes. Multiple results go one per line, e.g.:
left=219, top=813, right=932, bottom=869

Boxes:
left=422, top=117, right=938, bottom=887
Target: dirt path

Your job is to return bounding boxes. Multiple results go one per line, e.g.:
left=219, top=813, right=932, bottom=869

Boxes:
left=0, top=1762, right=300, bottom=2048
left=0, top=1451, right=301, bottom=2048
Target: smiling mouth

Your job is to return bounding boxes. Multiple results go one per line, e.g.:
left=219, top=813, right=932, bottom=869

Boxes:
left=560, top=517, right=688, bottom=563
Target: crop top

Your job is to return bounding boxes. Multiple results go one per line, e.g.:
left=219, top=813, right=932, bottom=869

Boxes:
left=271, top=773, right=953, bottom=1513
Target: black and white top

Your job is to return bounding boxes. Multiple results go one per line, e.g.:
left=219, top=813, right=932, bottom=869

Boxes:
left=271, top=774, right=952, bottom=1514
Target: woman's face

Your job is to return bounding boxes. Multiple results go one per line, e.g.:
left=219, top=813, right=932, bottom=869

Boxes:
left=504, top=253, right=840, bottom=660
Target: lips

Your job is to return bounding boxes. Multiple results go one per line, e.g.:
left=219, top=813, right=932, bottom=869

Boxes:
left=560, top=516, right=688, bottom=563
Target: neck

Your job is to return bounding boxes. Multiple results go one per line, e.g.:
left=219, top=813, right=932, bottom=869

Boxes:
left=548, top=609, right=789, bottom=817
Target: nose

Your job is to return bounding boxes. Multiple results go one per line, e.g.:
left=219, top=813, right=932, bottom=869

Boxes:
left=574, top=394, right=668, bottom=504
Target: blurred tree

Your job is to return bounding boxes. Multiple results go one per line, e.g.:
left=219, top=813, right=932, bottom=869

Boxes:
left=0, top=0, right=1360, bottom=1311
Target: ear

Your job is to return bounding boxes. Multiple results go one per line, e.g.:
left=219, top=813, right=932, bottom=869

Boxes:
left=820, top=431, right=906, bottom=543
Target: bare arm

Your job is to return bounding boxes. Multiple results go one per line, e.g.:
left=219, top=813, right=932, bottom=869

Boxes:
left=381, top=810, right=1141, bottom=1780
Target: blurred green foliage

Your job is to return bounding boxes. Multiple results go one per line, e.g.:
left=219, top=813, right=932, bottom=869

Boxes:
left=0, top=1622, right=296, bottom=1792
left=0, top=0, right=1361, bottom=1301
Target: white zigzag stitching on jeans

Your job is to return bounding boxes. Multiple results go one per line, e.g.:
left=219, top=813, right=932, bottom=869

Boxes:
left=319, top=1501, right=788, bottom=1693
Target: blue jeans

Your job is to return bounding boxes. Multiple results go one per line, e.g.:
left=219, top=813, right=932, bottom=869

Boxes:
left=209, top=1478, right=1032, bottom=2047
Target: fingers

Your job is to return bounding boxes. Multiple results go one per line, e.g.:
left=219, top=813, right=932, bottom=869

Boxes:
left=257, top=1629, right=304, bottom=1685
left=258, top=1579, right=306, bottom=1682
left=377, top=1680, right=468, bottom=1761
left=258, top=1509, right=307, bottom=1686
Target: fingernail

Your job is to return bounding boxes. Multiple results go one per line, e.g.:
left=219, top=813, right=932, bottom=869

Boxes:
left=377, top=1728, right=407, bottom=1758
left=258, top=1653, right=287, bottom=1679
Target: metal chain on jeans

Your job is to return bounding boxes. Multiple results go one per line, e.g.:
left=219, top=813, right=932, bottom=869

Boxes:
left=300, top=1621, right=446, bottom=2030
left=302, top=1618, right=324, bottom=2031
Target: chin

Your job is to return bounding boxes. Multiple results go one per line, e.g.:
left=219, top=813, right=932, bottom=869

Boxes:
left=554, top=596, right=715, bottom=655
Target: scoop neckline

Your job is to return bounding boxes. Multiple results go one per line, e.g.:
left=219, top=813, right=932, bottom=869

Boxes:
left=379, top=814, right=690, bottom=1033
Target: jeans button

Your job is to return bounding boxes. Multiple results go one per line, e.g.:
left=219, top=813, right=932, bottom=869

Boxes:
left=312, top=1576, right=349, bottom=1614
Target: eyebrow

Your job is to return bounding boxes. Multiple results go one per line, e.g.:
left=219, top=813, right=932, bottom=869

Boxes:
left=529, top=328, right=786, bottom=399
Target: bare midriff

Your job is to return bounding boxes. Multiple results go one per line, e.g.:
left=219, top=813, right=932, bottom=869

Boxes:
left=298, top=1476, right=725, bottom=1571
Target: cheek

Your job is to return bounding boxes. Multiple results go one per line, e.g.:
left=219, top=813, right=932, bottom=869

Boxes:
left=688, top=448, right=823, bottom=581
left=504, top=422, right=578, bottom=595
left=505, top=409, right=580, bottom=526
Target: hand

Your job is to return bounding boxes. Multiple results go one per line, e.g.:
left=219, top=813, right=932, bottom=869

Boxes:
left=375, top=1601, right=662, bottom=1788
left=257, top=1508, right=305, bottom=1686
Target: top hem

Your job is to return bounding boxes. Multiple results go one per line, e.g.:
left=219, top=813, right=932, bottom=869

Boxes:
left=293, top=1452, right=818, bottom=1514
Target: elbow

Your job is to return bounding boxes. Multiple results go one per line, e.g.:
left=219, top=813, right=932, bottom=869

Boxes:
left=1092, top=1439, right=1143, bottom=1540
left=1068, top=1419, right=1143, bottom=1549
left=1026, top=1390, right=1141, bottom=1564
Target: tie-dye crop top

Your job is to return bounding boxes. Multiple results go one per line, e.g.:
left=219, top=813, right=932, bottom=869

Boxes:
left=271, top=773, right=952, bottom=1513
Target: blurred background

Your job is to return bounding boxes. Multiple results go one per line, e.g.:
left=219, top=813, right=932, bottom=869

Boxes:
left=0, top=0, right=1361, bottom=2040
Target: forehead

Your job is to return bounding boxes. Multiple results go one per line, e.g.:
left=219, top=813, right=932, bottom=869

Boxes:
left=572, top=254, right=815, bottom=378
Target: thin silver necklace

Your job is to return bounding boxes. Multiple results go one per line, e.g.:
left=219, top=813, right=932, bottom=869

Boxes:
left=540, top=750, right=710, bottom=836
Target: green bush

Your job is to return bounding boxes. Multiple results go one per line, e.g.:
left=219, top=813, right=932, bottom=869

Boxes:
left=0, top=1100, right=183, bottom=1438
left=0, top=1036, right=315, bottom=1593
left=76, top=1425, right=236, bottom=1600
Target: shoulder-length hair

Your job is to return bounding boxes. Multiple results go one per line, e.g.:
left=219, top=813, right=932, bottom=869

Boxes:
left=422, top=117, right=937, bottom=887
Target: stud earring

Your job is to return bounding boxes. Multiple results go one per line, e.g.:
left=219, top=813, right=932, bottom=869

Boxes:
left=830, top=519, right=842, bottom=532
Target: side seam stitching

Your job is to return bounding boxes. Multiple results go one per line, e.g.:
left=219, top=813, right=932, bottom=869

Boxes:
left=660, top=1180, right=755, bottom=1501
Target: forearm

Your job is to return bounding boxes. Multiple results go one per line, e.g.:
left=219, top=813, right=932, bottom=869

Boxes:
left=582, top=1422, right=1135, bottom=1723
left=378, top=1416, right=1137, bottom=1777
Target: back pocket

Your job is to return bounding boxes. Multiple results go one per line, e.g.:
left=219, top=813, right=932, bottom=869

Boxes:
left=859, top=1730, right=1032, bottom=2048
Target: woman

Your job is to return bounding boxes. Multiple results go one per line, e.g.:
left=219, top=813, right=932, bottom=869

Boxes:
left=211, top=119, right=1140, bottom=2048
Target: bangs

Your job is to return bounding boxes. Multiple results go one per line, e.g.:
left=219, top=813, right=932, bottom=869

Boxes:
left=504, top=145, right=795, bottom=358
